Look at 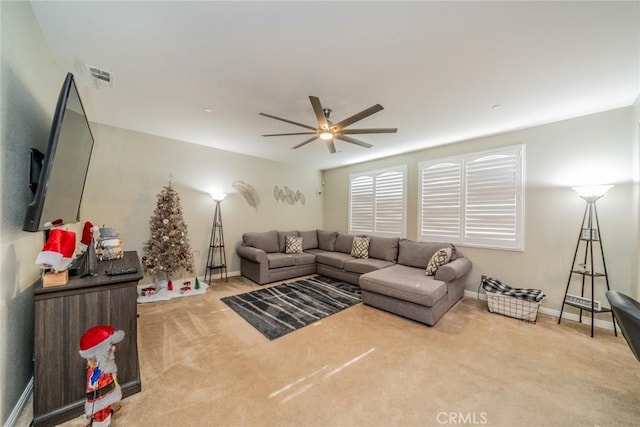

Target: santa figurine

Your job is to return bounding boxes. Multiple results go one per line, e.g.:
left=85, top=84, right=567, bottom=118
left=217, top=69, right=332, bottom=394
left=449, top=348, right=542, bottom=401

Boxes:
left=79, top=325, right=124, bottom=427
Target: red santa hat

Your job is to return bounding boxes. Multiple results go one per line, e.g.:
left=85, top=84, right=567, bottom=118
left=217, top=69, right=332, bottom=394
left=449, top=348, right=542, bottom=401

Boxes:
left=35, top=229, right=76, bottom=271
left=79, top=325, right=125, bottom=359
left=77, top=221, right=98, bottom=252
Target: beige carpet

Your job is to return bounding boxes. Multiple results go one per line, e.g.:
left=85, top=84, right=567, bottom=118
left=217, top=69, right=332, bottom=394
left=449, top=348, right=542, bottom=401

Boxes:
left=51, top=275, right=639, bottom=427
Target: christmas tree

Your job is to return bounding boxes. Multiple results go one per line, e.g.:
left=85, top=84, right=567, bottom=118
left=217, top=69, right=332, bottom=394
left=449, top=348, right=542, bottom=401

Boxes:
left=142, top=180, right=194, bottom=279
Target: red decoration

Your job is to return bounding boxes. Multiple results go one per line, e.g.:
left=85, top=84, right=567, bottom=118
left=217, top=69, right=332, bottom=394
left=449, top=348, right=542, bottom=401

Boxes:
left=167, top=280, right=173, bottom=291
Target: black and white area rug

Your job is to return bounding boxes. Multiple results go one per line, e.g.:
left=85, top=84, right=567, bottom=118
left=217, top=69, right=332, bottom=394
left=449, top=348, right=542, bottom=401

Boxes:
left=221, top=276, right=361, bottom=340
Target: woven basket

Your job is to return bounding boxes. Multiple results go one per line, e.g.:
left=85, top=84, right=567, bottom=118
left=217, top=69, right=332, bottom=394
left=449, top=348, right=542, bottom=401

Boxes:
left=486, top=291, right=541, bottom=323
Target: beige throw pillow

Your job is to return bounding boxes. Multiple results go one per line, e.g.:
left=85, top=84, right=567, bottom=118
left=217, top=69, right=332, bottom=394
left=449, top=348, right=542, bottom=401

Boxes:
left=285, top=236, right=303, bottom=254
left=351, top=236, right=370, bottom=259
left=425, top=247, right=452, bottom=276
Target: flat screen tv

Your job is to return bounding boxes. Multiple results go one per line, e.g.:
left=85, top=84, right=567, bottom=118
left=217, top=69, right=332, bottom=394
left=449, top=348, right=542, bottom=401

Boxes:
left=23, top=72, right=94, bottom=232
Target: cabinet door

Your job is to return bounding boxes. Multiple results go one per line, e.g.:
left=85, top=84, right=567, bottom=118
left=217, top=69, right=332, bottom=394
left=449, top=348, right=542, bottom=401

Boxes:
left=34, top=283, right=140, bottom=421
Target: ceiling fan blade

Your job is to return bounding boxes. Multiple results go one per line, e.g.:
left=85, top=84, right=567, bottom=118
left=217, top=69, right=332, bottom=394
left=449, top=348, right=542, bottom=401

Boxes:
left=327, top=139, right=337, bottom=153
left=262, top=132, right=316, bottom=137
left=309, top=96, right=328, bottom=129
left=332, top=104, right=384, bottom=130
left=335, top=135, right=373, bottom=149
left=292, top=135, right=319, bottom=149
left=259, top=112, right=317, bottom=131
left=341, top=128, right=398, bottom=135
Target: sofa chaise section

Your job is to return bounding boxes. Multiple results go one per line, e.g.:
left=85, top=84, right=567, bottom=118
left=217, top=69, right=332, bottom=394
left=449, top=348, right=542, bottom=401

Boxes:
left=360, top=239, right=471, bottom=326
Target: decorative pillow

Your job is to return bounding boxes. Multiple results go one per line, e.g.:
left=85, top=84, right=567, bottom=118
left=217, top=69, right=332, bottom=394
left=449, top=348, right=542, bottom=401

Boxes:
left=449, top=244, right=460, bottom=261
left=351, top=236, right=370, bottom=259
left=425, top=247, right=452, bottom=276
left=285, top=236, right=303, bottom=254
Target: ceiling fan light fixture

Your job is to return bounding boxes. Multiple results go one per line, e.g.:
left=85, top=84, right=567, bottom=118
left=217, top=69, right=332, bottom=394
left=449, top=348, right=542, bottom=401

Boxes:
left=260, top=96, right=397, bottom=153
left=319, top=131, right=333, bottom=140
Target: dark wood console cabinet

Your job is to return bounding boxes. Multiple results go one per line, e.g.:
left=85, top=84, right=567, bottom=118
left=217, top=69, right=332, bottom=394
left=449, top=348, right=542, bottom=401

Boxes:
left=33, top=251, right=143, bottom=426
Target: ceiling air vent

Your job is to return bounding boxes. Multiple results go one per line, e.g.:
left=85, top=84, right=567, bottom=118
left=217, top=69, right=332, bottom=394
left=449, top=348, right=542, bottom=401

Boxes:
left=85, top=64, right=114, bottom=88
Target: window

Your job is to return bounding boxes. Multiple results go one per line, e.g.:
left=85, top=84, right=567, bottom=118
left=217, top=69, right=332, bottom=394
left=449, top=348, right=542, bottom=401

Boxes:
left=419, top=145, right=524, bottom=251
left=349, top=165, right=407, bottom=237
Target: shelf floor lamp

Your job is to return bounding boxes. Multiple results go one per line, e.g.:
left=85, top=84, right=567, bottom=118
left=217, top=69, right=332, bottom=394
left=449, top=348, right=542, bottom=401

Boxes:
left=205, top=193, right=228, bottom=284
left=558, top=185, right=617, bottom=337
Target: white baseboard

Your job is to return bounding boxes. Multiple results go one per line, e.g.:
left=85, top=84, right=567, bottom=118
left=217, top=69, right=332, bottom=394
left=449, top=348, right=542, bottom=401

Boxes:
left=4, top=377, right=33, bottom=427
left=202, top=270, right=240, bottom=281
left=464, top=290, right=615, bottom=331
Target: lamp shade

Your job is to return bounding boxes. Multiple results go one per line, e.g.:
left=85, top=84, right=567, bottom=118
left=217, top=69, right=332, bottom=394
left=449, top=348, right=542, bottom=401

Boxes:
left=209, top=192, right=227, bottom=202
left=572, top=185, right=613, bottom=201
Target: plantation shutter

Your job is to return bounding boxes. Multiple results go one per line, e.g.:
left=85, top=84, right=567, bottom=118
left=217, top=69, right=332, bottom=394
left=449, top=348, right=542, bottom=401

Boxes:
left=419, top=161, right=462, bottom=242
left=374, top=170, right=405, bottom=235
left=349, top=175, right=374, bottom=233
left=464, top=149, right=522, bottom=248
left=349, top=166, right=406, bottom=237
left=418, top=145, right=524, bottom=251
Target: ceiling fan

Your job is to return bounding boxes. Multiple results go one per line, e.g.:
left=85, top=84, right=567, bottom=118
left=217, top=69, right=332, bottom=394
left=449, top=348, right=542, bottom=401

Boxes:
left=259, top=96, right=398, bottom=153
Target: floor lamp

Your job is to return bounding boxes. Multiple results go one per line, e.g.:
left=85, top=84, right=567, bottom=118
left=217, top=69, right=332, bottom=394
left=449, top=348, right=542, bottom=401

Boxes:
left=558, top=185, right=617, bottom=337
left=205, top=193, right=228, bottom=284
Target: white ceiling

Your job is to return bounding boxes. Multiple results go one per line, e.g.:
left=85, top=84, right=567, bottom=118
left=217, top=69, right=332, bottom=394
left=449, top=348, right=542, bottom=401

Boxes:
left=31, top=1, right=639, bottom=171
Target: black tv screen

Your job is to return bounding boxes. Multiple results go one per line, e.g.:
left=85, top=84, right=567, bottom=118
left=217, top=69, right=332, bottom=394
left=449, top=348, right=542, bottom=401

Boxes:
left=23, top=73, right=94, bottom=232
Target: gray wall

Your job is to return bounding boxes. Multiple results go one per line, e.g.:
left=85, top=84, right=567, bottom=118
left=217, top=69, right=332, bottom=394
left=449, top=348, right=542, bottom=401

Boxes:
left=322, top=106, right=639, bottom=312
left=0, top=1, right=65, bottom=424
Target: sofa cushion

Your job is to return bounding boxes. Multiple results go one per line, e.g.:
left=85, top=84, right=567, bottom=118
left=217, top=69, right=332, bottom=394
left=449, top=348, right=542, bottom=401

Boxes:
left=334, top=233, right=355, bottom=254
left=285, top=235, right=303, bottom=254
left=315, top=251, right=355, bottom=269
left=344, top=258, right=395, bottom=275
left=360, top=264, right=447, bottom=307
left=426, top=247, right=452, bottom=276
left=318, top=230, right=338, bottom=251
left=278, top=230, right=299, bottom=252
left=300, top=230, right=319, bottom=250
left=243, top=230, right=279, bottom=253
left=397, top=239, right=451, bottom=269
left=368, top=236, right=399, bottom=262
left=267, top=253, right=296, bottom=269
left=351, top=236, right=370, bottom=258
left=292, top=253, right=316, bottom=266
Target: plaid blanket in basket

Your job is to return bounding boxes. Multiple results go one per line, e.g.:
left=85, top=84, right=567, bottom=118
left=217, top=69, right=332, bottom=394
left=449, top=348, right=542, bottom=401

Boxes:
left=481, top=276, right=545, bottom=302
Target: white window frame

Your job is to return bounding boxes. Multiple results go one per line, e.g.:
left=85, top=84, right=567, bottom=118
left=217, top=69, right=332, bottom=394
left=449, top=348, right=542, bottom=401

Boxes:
left=418, top=145, right=525, bottom=251
left=349, top=165, right=407, bottom=237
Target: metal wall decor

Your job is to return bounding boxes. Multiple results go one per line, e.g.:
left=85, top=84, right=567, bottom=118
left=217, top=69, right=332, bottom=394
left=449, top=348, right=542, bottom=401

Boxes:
left=274, top=185, right=305, bottom=206
left=232, top=181, right=259, bottom=209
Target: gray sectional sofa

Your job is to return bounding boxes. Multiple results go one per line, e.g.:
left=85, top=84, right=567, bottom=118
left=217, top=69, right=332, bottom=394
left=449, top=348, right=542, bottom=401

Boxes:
left=236, top=229, right=472, bottom=326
